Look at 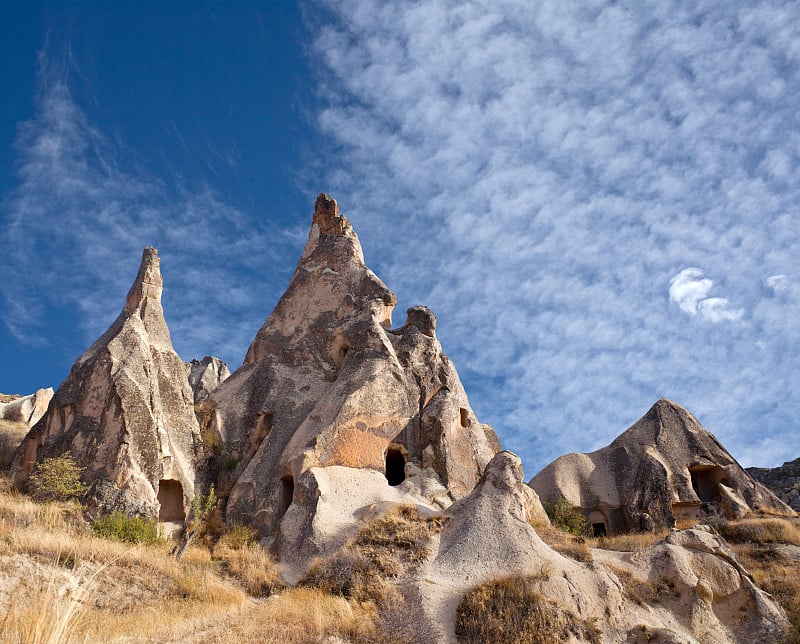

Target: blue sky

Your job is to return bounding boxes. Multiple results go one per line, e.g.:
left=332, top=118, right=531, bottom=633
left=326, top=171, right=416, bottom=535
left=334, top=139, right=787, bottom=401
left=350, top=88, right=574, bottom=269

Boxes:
left=2, top=1, right=800, bottom=476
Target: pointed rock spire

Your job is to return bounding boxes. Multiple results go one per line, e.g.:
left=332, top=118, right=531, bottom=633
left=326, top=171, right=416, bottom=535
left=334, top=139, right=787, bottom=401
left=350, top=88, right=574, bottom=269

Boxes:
left=13, top=247, right=200, bottom=519
left=206, top=195, right=500, bottom=537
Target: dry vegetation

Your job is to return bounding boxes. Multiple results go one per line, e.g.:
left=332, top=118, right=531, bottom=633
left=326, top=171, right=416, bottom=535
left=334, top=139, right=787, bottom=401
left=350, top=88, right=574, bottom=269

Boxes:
left=0, top=420, right=28, bottom=470
left=302, top=504, right=444, bottom=605
left=0, top=474, right=383, bottom=643
left=706, top=516, right=800, bottom=643
left=454, top=574, right=600, bottom=643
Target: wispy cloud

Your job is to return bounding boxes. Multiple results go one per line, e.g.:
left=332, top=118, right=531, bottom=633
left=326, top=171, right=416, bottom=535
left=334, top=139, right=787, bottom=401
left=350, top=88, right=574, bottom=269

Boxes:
left=1, top=52, right=302, bottom=366
left=305, top=0, right=800, bottom=471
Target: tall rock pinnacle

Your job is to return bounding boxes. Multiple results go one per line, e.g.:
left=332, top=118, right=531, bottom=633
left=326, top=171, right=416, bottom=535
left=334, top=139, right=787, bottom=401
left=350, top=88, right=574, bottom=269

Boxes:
left=13, top=247, right=200, bottom=519
left=205, top=194, right=500, bottom=545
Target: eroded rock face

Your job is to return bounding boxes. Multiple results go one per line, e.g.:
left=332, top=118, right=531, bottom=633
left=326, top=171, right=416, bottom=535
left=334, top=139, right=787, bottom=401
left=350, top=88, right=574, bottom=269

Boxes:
left=748, top=458, right=800, bottom=511
left=530, top=398, right=795, bottom=534
left=0, top=389, right=54, bottom=427
left=206, top=194, right=500, bottom=535
left=12, top=248, right=200, bottom=519
left=407, top=451, right=789, bottom=643
left=186, top=356, right=230, bottom=404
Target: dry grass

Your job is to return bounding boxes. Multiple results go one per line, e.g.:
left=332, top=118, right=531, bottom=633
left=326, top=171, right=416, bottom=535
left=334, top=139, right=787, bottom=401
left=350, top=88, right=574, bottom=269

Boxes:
left=532, top=522, right=593, bottom=562
left=0, top=475, right=378, bottom=642
left=732, top=543, right=800, bottom=642
left=607, top=565, right=680, bottom=607
left=455, top=575, right=600, bottom=643
left=198, top=587, right=379, bottom=643
left=303, top=504, right=444, bottom=604
left=709, top=517, right=800, bottom=546
left=588, top=529, right=670, bottom=552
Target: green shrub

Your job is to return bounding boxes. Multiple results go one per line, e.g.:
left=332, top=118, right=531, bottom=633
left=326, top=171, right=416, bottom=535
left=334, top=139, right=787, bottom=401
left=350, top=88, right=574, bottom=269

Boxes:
left=93, top=512, right=161, bottom=544
left=221, top=455, right=238, bottom=472
left=544, top=498, right=587, bottom=536
left=29, top=452, right=88, bottom=502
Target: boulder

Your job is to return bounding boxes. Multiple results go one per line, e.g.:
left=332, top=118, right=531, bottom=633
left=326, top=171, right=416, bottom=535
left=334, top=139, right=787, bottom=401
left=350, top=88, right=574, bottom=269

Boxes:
left=205, top=194, right=500, bottom=536
left=12, top=247, right=200, bottom=519
left=530, top=398, right=795, bottom=534
left=0, top=388, right=54, bottom=427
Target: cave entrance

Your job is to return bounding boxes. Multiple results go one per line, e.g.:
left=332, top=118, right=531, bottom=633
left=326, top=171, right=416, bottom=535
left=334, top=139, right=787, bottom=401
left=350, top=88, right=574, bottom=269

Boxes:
left=279, top=474, right=294, bottom=517
left=587, top=510, right=608, bottom=537
left=689, top=465, right=728, bottom=503
left=385, top=447, right=406, bottom=486
left=157, top=479, right=185, bottom=521
left=591, top=522, right=607, bottom=537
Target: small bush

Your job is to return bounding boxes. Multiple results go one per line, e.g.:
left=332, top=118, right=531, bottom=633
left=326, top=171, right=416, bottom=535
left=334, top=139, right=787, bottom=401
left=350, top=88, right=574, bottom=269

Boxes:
left=29, top=452, right=88, bottom=502
left=455, top=576, right=600, bottom=643
left=222, top=455, right=239, bottom=471
left=302, top=504, right=444, bottom=604
left=93, top=512, right=161, bottom=544
left=543, top=498, right=587, bottom=536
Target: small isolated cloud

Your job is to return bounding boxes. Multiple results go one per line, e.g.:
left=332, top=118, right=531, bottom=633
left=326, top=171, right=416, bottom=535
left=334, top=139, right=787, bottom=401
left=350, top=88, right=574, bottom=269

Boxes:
left=669, top=268, right=742, bottom=322
left=766, top=274, right=789, bottom=292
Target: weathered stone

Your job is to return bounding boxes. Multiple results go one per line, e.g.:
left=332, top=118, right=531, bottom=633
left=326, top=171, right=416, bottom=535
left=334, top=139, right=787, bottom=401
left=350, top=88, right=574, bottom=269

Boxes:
left=12, top=248, right=200, bottom=519
left=186, top=356, right=230, bottom=404
left=206, top=194, right=500, bottom=536
left=0, top=388, right=53, bottom=427
left=747, top=457, right=800, bottom=512
left=530, top=398, right=795, bottom=534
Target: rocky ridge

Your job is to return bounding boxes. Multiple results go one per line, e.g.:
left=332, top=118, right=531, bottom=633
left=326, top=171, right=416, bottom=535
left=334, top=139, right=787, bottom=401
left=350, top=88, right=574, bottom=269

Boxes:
left=530, top=398, right=795, bottom=534
left=748, top=458, right=800, bottom=511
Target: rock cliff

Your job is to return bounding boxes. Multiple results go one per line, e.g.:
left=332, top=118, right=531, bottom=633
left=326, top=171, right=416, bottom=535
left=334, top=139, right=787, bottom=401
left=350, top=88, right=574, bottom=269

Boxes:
left=748, top=458, right=800, bottom=511
left=0, top=388, right=53, bottom=427
left=530, top=398, right=795, bottom=534
left=12, top=247, right=200, bottom=519
left=204, top=194, right=500, bottom=540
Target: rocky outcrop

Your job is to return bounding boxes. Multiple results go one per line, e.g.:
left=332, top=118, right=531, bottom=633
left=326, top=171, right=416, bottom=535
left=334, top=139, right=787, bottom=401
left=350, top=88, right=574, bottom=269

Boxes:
left=186, top=356, right=230, bottom=404
left=205, top=194, right=500, bottom=537
left=530, top=398, right=795, bottom=534
left=748, top=458, right=800, bottom=511
left=12, top=248, right=200, bottom=519
left=0, top=389, right=54, bottom=427
left=402, top=450, right=789, bottom=643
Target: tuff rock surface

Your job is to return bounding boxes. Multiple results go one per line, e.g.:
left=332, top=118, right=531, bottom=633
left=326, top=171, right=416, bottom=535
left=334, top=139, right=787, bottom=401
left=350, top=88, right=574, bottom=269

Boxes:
left=0, top=388, right=53, bottom=427
left=186, top=356, right=230, bottom=404
left=12, top=247, right=200, bottom=519
left=397, top=451, right=789, bottom=643
left=204, top=194, right=500, bottom=538
left=748, top=457, right=800, bottom=511
left=530, top=398, right=795, bottom=534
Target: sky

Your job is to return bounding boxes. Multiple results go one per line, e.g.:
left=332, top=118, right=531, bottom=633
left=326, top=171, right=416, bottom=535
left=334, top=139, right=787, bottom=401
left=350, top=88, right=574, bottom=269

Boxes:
left=2, top=1, right=800, bottom=476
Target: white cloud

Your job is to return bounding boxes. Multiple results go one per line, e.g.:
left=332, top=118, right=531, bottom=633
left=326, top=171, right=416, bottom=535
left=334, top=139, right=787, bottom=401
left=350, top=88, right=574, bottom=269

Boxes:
left=668, top=268, right=713, bottom=316
left=669, top=268, right=743, bottom=322
left=766, top=274, right=788, bottom=292
left=305, top=0, right=800, bottom=471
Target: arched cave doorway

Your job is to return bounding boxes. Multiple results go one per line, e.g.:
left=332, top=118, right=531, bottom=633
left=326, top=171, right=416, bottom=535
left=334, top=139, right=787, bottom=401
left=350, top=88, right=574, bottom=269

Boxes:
left=158, top=479, right=185, bottom=521
left=279, top=474, right=294, bottom=518
left=385, top=447, right=406, bottom=486
left=689, top=465, right=728, bottom=503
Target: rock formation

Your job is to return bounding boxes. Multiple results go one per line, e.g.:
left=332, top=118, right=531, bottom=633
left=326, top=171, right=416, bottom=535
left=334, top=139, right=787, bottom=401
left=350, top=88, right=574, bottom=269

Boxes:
left=748, top=458, right=800, bottom=511
left=530, top=398, right=795, bottom=534
left=186, top=356, right=230, bottom=404
left=12, top=247, right=200, bottom=519
left=0, top=388, right=53, bottom=427
left=402, top=451, right=789, bottom=642
left=204, top=194, right=500, bottom=543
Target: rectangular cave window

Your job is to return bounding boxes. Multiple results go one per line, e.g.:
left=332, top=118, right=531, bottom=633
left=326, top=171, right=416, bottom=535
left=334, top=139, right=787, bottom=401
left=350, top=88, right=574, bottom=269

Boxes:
left=279, top=475, right=294, bottom=517
left=158, top=479, right=185, bottom=522
left=385, top=447, right=406, bottom=486
left=591, top=522, right=607, bottom=537
left=689, top=465, right=726, bottom=503
left=459, top=407, right=471, bottom=428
